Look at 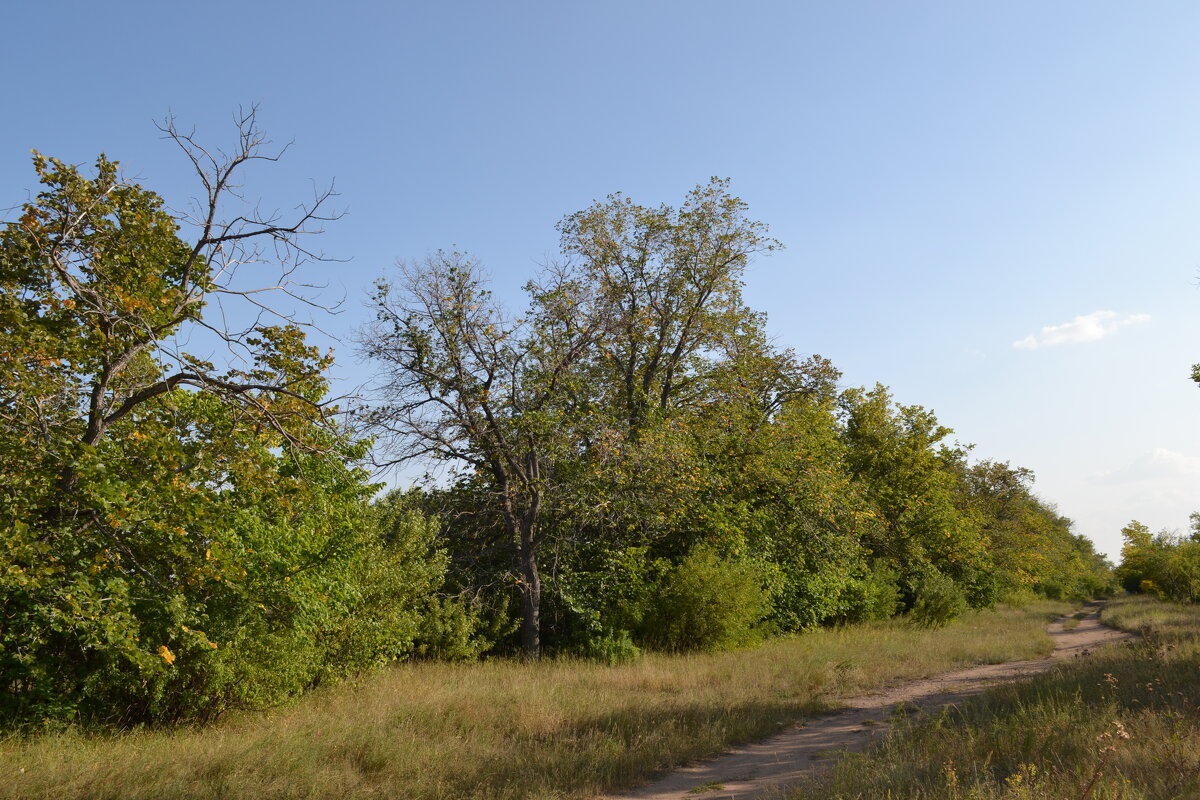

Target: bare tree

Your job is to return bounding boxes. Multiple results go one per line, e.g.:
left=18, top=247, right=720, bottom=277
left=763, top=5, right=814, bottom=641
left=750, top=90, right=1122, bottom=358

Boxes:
left=359, top=251, right=598, bottom=658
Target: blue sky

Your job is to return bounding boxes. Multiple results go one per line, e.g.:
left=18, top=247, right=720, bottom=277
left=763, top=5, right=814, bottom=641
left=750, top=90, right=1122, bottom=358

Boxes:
left=6, top=1, right=1200, bottom=557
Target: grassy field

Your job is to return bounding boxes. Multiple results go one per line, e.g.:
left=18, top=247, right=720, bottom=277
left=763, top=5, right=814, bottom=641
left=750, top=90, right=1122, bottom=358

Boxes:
left=798, top=594, right=1200, bottom=800
left=0, top=601, right=1069, bottom=800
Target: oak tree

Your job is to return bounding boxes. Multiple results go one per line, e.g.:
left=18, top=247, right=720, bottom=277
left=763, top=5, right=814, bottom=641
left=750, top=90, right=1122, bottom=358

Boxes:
left=0, top=111, right=432, bottom=724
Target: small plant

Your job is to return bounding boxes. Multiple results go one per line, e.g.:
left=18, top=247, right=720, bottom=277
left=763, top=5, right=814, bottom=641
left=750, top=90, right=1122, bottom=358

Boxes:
left=687, top=781, right=726, bottom=794
left=1078, top=720, right=1132, bottom=800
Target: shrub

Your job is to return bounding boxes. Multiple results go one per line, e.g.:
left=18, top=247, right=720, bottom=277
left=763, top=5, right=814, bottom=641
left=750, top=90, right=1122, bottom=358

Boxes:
left=908, top=571, right=968, bottom=628
left=840, top=565, right=902, bottom=623
left=581, top=629, right=642, bottom=665
left=637, top=545, right=770, bottom=652
left=413, top=595, right=487, bottom=661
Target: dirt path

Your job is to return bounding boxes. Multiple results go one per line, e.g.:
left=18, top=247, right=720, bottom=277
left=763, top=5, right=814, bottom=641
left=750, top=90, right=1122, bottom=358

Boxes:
left=603, top=603, right=1134, bottom=800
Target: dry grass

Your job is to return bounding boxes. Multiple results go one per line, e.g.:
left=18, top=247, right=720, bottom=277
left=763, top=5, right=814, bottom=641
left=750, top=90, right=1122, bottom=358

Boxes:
left=800, top=595, right=1200, bottom=800
left=0, top=601, right=1068, bottom=800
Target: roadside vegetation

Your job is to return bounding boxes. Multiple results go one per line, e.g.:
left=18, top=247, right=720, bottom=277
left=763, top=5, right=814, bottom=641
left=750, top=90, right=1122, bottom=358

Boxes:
left=0, top=601, right=1069, bottom=800
left=0, top=114, right=1113, bottom=733
left=797, top=595, right=1200, bottom=800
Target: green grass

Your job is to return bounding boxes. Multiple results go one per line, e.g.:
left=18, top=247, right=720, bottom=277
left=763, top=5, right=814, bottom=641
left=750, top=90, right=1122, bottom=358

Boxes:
left=797, top=595, right=1200, bottom=800
left=0, top=601, right=1069, bottom=800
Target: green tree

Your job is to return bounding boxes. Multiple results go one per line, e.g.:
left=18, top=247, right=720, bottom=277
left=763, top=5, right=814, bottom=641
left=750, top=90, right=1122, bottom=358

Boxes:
left=956, top=459, right=1109, bottom=600
left=363, top=179, right=784, bottom=658
left=0, top=114, right=437, bottom=725
left=1116, top=519, right=1200, bottom=601
left=840, top=385, right=993, bottom=614
left=554, top=177, right=781, bottom=430
left=1116, top=520, right=1155, bottom=594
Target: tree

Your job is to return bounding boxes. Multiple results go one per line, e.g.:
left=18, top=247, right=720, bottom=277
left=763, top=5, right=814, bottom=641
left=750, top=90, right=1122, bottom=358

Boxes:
left=360, top=252, right=598, bottom=659
left=840, top=385, right=994, bottom=613
left=555, top=177, right=781, bottom=430
left=1116, top=519, right=1200, bottom=601
left=0, top=111, right=432, bottom=725
left=361, top=179, right=783, bottom=658
left=956, top=459, right=1109, bottom=600
left=2, top=109, right=342, bottom=522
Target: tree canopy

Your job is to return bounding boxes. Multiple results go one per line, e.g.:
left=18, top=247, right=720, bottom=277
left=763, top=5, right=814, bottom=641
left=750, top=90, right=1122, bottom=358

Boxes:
left=0, top=117, right=453, bottom=725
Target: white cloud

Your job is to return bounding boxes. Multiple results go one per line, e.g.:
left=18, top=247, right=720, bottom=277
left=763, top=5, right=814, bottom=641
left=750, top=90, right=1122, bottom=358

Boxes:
left=1013, top=310, right=1150, bottom=350
left=1091, top=447, right=1200, bottom=485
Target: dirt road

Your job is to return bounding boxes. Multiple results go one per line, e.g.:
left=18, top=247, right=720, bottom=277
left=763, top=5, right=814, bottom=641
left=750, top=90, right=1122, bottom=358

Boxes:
left=603, top=604, right=1133, bottom=800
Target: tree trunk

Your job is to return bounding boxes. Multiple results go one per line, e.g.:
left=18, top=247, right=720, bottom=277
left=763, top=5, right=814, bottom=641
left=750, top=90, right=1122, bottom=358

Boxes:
left=517, top=533, right=541, bottom=660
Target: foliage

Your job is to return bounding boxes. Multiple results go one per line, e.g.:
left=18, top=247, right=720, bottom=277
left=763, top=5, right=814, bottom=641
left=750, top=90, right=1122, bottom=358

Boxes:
left=840, top=385, right=996, bottom=611
left=1116, top=519, right=1200, bottom=602
left=636, top=545, right=770, bottom=652
left=362, top=179, right=787, bottom=658
left=0, top=133, right=444, bottom=726
left=908, top=570, right=969, bottom=628
left=838, top=564, right=902, bottom=623
left=1, top=138, right=1114, bottom=732
left=365, top=181, right=1111, bottom=660
left=360, top=251, right=601, bottom=658
left=958, top=459, right=1113, bottom=601
left=580, top=629, right=642, bottom=666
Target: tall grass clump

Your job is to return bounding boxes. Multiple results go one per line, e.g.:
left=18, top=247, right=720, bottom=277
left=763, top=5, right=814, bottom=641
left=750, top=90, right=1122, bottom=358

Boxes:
left=0, top=601, right=1068, bottom=800
left=801, top=595, right=1200, bottom=800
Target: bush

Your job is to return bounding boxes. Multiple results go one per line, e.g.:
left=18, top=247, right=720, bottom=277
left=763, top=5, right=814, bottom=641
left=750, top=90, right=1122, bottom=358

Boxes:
left=0, top=478, right=455, bottom=729
left=636, top=545, right=770, bottom=652
left=1117, top=522, right=1200, bottom=603
left=840, top=565, right=902, bottom=623
left=580, top=629, right=641, bottom=665
left=547, top=545, right=663, bottom=656
left=413, top=595, right=487, bottom=661
left=908, top=571, right=968, bottom=628
left=315, top=505, right=452, bottom=678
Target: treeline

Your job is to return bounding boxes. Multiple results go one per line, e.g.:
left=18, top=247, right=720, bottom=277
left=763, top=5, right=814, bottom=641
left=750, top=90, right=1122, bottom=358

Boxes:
left=362, top=180, right=1111, bottom=661
left=412, top=379, right=1112, bottom=661
left=0, top=120, right=1110, bottom=727
left=1115, top=518, right=1200, bottom=602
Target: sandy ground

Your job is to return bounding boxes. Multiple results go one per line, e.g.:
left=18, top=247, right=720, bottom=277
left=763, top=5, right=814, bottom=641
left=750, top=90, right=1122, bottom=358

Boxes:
left=602, top=603, right=1134, bottom=800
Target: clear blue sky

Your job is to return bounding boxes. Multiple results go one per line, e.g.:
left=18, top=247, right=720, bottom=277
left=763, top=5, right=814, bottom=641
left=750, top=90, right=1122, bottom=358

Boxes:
left=7, top=1, right=1200, bottom=558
